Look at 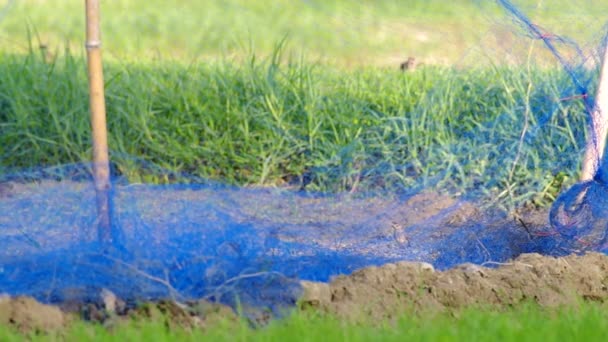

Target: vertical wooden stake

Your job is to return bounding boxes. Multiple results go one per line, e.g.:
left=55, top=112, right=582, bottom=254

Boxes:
left=85, top=0, right=111, bottom=242
left=581, top=44, right=608, bottom=181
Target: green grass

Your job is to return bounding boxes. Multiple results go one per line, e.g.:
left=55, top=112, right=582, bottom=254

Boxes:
left=2, top=303, right=608, bottom=341
left=0, top=0, right=607, bottom=66
left=0, top=1, right=604, bottom=207
left=0, top=47, right=590, bottom=206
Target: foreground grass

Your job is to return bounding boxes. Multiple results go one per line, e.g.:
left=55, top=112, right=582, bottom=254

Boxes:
left=0, top=49, right=591, bottom=205
left=1, top=303, right=608, bottom=341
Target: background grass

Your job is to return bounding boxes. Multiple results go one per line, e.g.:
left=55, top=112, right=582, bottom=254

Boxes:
left=0, top=49, right=590, bottom=205
left=0, top=1, right=606, bottom=203
left=0, top=0, right=607, bottom=66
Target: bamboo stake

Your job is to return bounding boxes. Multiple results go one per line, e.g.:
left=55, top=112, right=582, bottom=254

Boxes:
left=85, top=0, right=111, bottom=242
left=580, top=43, right=608, bottom=182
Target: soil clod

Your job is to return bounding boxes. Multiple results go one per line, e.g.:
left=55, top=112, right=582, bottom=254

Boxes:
left=302, top=252, right=608, bottom=322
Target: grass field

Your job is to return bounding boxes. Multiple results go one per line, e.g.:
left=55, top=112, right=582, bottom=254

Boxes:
left=0, top=50, right=590, bottom=204
left=2, top=303, right=608, bottom=341
left=1, top=0, right=606, bottom=198
left=0, top=0, right=607, bottom=65
left=0, top=1, right=605, bottom=205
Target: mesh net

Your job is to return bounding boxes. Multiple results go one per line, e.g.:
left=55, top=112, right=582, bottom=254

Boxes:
left=0, top=163, right=555, bottom=313
left=1, top=0, right=608, bottom=315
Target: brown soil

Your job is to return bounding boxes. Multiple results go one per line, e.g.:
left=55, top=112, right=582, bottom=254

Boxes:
left=0, top=295, right=68, bottom=333
left=128, top=299, right=238, bottom=330
left=0, top=294, right=239, bottom=335
left=2, top=252, right=608, bottom=333
left=300, top=252, right=608, bottom=322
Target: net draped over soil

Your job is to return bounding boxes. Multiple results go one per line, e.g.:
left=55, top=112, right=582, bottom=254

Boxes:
left=1, top=176, right=602, bottom=313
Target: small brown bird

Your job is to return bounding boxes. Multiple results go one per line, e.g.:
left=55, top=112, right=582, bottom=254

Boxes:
left=400, top=57, right=417, bottom=71
left=38, top=44, right=55, bottom=63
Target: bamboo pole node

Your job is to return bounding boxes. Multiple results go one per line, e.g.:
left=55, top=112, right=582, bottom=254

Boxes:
left=85, top=40, right=102, bottom=49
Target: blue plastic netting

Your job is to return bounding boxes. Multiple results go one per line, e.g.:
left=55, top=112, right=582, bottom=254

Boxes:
left=0, top=166, right=564, bottom=312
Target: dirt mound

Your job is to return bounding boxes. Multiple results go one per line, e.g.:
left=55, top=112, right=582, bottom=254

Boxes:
left=0, top=287, right=239, bottom=334
left=128, top=299, right=238, bottom=330
left=300, top=252, right=608, bottom=321
left=2, top=252, right=608, bottom=334
left=0, top=295, right=68, bottom=333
